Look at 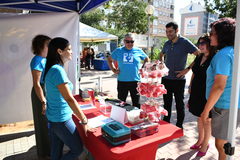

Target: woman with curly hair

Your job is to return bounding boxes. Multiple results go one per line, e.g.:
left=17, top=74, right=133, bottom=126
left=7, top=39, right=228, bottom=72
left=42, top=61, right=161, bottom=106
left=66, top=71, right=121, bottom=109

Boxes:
left=201, top=18, right=240, bottom=160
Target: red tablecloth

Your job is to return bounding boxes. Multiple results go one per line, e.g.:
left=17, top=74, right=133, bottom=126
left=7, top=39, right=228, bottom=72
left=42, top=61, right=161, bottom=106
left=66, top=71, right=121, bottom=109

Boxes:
left=73, top=95, right=183, bottom=160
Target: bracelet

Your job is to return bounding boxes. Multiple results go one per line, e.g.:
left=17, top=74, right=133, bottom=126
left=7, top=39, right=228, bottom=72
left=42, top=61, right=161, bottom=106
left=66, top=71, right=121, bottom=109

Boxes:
left=79, top=118, right=88, bottom=125
left=41, top=101, right=46, bottom=105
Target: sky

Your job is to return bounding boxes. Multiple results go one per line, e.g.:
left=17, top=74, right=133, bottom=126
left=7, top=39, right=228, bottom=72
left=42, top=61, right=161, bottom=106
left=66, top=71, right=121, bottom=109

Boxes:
left=174, top=0, right=205, bottom=25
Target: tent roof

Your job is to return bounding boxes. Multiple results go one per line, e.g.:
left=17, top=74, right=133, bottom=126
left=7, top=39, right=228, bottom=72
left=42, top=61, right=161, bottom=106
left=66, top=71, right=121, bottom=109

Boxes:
left=79, top=22, right=118, bottom=42
left=0, top=0, right=109, bottom=14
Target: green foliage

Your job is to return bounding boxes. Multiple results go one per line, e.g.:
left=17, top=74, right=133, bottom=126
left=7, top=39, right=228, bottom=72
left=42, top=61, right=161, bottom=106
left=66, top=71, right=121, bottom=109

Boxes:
left=150, top=37, right=168, bottom=60
left=106, top=0, right=152, bottom=34
left=204, top=0, right=237, bottom=18
left=80, top=0, right=156, bottom=46
left=80, top=9, right=106, bottom=46
left=150, top=37, right=197, bottom=66
left=187, top=54, right=196, bottom=67
left=80, top=8, right=105, bottom=30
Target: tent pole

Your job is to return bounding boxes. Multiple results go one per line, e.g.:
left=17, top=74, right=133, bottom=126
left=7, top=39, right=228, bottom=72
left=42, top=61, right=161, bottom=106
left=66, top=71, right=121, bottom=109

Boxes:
left=227, top=1, right=240, bottom=159
left=78, top=15, right=81, bottom=95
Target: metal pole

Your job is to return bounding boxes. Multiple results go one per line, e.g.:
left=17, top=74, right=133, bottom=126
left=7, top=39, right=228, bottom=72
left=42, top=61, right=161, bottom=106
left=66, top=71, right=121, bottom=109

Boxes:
left=147, top=14, right=151, bottom=56
left=227, top=1, right=240, bottom=159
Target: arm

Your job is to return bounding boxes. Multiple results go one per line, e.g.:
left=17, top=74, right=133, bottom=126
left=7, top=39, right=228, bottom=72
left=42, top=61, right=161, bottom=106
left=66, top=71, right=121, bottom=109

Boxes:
left=159, top=52, right=164, bottom=62
left=159, top=52, right=165, bottom=69
left=201, top=75, right=227, bottom=121
left=188, top=73, right=194, bottom=94
left=175, top=54, right=196, bottom=78
left=142, top=57, right=150, bottom=68
left=32, top=70, right=46, bottom=115
left=57, top=83, right=90, bottom=135
left=192, top=49, right=200, bottom=56
left=107, top=56, right=119, bottom=74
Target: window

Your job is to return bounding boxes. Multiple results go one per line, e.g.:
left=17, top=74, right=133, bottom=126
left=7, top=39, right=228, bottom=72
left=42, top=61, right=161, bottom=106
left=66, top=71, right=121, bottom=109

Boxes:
left=153, top=28, right=158, bottom=34
left=153, top=19, right=158, bottom=25
left=153, top=0, right=159, bottom=7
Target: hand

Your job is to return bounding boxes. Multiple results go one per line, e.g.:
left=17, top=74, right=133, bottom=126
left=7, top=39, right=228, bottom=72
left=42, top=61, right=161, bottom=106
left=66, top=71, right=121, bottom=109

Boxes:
left=188, top=86, right=191, bottom=94
left=175, top=68, right=189, bottom=78
left=112, top=68, right=120, bottom=74
left=201, top=111, right=210, bottom=123
left=42, top=104, right=46, bottom=115
left=159, top=63, right=165, bottom=70
left=82, top=124, right=95, bottom=136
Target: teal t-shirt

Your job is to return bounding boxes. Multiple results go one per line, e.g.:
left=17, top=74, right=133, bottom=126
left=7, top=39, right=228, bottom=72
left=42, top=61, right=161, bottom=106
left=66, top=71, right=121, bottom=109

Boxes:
left=206, top=46, right=240, bottom=109
left=30, top=55, right=46, bottom=84
left=111, top=47, right=148, bottom=81
left=45, top=64, right=73, bottom=122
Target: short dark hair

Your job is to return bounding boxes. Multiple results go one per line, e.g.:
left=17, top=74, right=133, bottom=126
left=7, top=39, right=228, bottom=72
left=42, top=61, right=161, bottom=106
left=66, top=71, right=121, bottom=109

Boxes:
left=210, top=17, right=236, bottom=49
left=31, top=34, right=51, bottom=55
left=166, top=22, right=178, bottom=30
left=44, top=37, right=70, bottom=80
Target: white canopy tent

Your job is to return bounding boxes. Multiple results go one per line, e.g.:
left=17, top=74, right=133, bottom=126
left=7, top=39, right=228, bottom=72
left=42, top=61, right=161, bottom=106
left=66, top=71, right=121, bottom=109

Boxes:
left=79, top=22, right=118, bottom=42
left=0, top=12, right=79, bottom=123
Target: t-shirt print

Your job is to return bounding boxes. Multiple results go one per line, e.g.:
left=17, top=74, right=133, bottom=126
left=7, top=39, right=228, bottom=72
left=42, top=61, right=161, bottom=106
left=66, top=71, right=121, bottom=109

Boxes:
left=123, top=53, right=134, bottom=64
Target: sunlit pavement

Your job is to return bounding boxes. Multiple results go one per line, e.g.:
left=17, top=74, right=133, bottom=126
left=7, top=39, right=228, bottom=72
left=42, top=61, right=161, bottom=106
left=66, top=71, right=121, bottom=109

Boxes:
left=0, top=69, right=239, bottom=160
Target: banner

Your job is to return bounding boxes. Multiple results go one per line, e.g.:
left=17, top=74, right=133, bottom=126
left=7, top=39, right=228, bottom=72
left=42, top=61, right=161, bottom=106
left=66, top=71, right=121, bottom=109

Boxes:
left=0, top=12, right=79, bottom=123
left=184, top=16, right=199, bottom=36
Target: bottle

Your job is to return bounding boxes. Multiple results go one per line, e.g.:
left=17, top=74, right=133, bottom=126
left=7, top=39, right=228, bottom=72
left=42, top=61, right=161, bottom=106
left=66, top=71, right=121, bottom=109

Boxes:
left=94, top=81, right=99, bottom=94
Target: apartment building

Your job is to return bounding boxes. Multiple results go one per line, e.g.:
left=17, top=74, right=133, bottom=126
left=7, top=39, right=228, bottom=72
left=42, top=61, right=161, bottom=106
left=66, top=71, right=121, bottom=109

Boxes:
left=180, top=2, right=218, bottom=40
left=133, top=0, right=174, bottom=49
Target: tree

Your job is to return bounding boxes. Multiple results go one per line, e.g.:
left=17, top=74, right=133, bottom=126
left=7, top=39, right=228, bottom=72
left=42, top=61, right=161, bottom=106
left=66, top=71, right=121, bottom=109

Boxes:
left=79, top=0, right=155, bottom=45
left=79, top=8, right=106, bottom=46
left=106, top=0, right=153, bottom=34
left=204, top=0, right=237, bottom=18
left=80, top=8, right=105, bottom=31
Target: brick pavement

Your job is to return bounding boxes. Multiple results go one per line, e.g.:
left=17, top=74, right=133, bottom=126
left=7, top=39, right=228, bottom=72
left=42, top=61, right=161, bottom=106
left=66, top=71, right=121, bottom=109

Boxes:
left=0, top=69, right=239, bottom=160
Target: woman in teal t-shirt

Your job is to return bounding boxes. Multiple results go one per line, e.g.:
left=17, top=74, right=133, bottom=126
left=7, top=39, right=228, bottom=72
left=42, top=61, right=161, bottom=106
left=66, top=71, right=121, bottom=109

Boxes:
left=201, top=18, right=240, bottom=160
left=44, top=37, right=90, bottom=160
left=30, top=34, right=51, bottom=158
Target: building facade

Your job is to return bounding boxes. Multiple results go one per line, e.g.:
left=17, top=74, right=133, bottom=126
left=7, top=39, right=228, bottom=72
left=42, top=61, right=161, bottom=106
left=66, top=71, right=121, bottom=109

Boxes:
left=134, top=0, right=174, bottom=50
left=180, top=2, right=218, bottom=40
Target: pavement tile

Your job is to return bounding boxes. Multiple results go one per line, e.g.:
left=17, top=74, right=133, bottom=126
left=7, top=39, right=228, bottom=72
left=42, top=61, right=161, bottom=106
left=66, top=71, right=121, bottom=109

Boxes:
left=1, top=69, right=240, bottom=160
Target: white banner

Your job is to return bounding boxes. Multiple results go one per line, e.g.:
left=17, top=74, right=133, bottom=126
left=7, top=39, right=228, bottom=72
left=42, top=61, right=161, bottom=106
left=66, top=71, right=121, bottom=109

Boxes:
left=184, top=16, right=199, bottom=36
left=0, top=12, right=79, bottom=124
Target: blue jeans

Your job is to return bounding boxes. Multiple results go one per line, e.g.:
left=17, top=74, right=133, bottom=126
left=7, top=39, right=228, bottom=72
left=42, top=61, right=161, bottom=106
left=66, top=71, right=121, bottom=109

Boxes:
left=49, top=118, right=83, bottom=160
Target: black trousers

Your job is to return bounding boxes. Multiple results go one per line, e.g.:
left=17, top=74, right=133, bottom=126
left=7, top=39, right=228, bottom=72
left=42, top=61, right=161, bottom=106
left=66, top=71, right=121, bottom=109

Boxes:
left=162, top=78, right=186, bottom=128
left=117, top=81, right=140, bottom=108
left=31, top=86, right=51, bottom=157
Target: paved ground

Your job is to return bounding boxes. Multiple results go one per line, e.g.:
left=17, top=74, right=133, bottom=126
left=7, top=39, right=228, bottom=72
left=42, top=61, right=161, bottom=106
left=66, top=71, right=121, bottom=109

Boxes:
left=0, top=68, right=239, bottom=160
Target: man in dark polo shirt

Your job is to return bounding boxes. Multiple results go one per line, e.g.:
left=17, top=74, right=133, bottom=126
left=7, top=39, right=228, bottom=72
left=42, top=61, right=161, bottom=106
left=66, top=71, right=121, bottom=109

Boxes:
left=160, top=22, right=199, bottom=129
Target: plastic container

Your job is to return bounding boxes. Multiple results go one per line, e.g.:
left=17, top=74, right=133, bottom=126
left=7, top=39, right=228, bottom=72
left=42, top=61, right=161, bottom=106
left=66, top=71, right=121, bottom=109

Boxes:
left=93, top=59, right=110, bottom=70
left=127, top=109, right=143, bottom=124
left=131, top=121, right=159, bottom=137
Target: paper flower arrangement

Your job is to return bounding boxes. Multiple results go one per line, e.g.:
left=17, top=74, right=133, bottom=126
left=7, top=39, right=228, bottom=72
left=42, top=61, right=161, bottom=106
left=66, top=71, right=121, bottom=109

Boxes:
left=138, top=60, right=169, bottom=122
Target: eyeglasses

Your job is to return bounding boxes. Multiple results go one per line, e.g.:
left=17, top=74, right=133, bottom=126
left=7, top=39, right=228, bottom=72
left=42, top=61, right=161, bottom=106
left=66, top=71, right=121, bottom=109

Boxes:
left=125, top=40, right=134, bottom=44
left=197, top=41, right=207, bottom=46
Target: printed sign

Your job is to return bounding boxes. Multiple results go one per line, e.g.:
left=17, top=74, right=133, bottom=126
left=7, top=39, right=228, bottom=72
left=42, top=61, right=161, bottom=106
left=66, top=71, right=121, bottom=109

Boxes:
left=184, top=16, right=199, bottom=36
